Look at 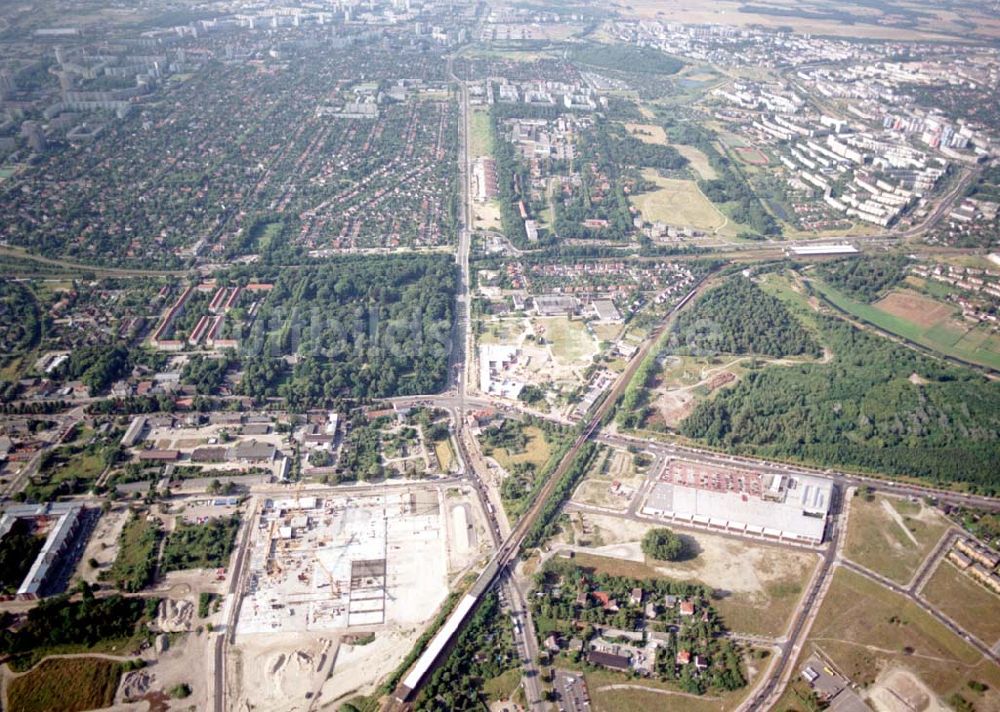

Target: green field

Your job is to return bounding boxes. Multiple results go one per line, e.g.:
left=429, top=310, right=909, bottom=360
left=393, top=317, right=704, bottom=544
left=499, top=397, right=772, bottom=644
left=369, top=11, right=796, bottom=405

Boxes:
left=812, top=279, right=1000, bottom=371
left=632, top=171, right=728, bottom=232
left=104, top=513, right=161, bottom=591
left=8, top=658, right=125, bottom=712
left=483, top=668, right=521, bottom=701
left=922, top=560, right=1000, bottom=647
left=537, top=317, right=599, bottom=363
left=843, top=494, right=950, bottom=585
left=469, top=107, right=494, bottom=158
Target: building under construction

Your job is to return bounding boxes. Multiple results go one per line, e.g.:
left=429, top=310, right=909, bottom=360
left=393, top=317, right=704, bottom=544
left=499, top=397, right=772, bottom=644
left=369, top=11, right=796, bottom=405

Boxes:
left=236, top=489, right=449, bottom=636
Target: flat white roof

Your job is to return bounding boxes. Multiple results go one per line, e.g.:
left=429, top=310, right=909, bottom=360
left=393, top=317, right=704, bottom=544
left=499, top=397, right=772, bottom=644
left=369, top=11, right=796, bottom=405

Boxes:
left=644, top=474, right=830, bottom=542
left=789, top=244, right=859, bottom=255
left=402, top=592, right=479, bottom=692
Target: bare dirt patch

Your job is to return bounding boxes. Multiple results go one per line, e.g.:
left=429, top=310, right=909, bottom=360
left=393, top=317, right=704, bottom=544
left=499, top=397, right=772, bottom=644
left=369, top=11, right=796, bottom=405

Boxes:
left=874, top=290, right=953, bottom=329
left=624, top=123, right=669, bottom=145
left=867, top=667, right=950, bottom=712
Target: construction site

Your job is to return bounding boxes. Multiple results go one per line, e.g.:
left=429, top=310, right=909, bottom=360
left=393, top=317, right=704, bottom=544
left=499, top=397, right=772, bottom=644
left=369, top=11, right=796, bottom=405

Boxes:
left=230, top=485, right=490, bottom=708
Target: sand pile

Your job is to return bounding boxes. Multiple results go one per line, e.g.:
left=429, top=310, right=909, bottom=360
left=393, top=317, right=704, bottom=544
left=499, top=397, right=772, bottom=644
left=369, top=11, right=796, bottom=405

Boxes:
left=156, top=598, right=194, bottom=632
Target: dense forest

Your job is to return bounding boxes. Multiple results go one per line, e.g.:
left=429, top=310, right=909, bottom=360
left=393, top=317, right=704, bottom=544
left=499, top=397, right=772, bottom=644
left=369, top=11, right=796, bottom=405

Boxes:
left=814, top=255, right=910, bottom=302
left=231, top=255, right=456, bottom=406
left=680, top=315, right=1000, bottom=491
left=672, top=277, right=821, bottom=358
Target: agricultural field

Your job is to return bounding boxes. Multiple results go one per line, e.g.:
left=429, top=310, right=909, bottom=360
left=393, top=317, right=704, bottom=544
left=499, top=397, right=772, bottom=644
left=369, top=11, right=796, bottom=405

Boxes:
left=811, top=279, right=1000, bottom=371
left=7, top=657, right=125, bottom=712
left=921, top=560, right=1000, bottom=648
left=843, top=493, right=951, bottom=585
left=559, top=515, right=819, bottom=638
left=787, top=567, right=1000, bottom=709
left=632, top=172, right=729, bottom=233
left=619, top=0, right=986, bottom=41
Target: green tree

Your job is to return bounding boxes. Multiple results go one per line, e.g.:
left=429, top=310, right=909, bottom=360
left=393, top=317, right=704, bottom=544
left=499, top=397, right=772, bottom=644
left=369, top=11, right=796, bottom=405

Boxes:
left=642, top=528, right=687, bottom=561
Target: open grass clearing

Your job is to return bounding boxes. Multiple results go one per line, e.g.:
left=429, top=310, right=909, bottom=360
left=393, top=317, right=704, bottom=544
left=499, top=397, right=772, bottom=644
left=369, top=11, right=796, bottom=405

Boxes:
left=562, top=518, right=818, bottom=638
left=921, top=559, right=1000, bottom=647
left=7, top=657, right=125, bottom=712
left=620, top=123, right=718, bottom=178
left=580, top=658, right=753, bottom=711
left=798, top=567, right=1000, bottom=706
left=843, top=493, right=950, bottom=585
left=733, top=146, right=769, bottom=165
left=433, top=438, right=454, bottom=472
left=623, top=122, right=669, bottom=145
left=483, top=667, right=521, bottom=702
left=536, top=316, right=600, bottom=364
left=472, top=200, right=502, bottom=231
left=478, top=316, right=529, bottom=345
left=469, top=106, right=494, bottom=158
left=632, top=171, right=728, bottom=232
left=490, top=424, right=553, bottom=472
left=104, top=512, right=160, bottom=591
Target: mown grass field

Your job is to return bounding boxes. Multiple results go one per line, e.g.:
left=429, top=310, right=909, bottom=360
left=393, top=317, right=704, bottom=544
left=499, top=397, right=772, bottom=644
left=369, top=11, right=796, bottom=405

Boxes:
left=469, top=107, right=493, bottom=158
left=483, top=667, right=521, bottom=701
left=811, top=279, right=1000, bottom=370
left=537, top=317, right=599, bottom=364
left=843, top=494, right=950, bottom=585
left=8, top=657, right=124, bottom=712
left=632, top=171, right=728, bottom=232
